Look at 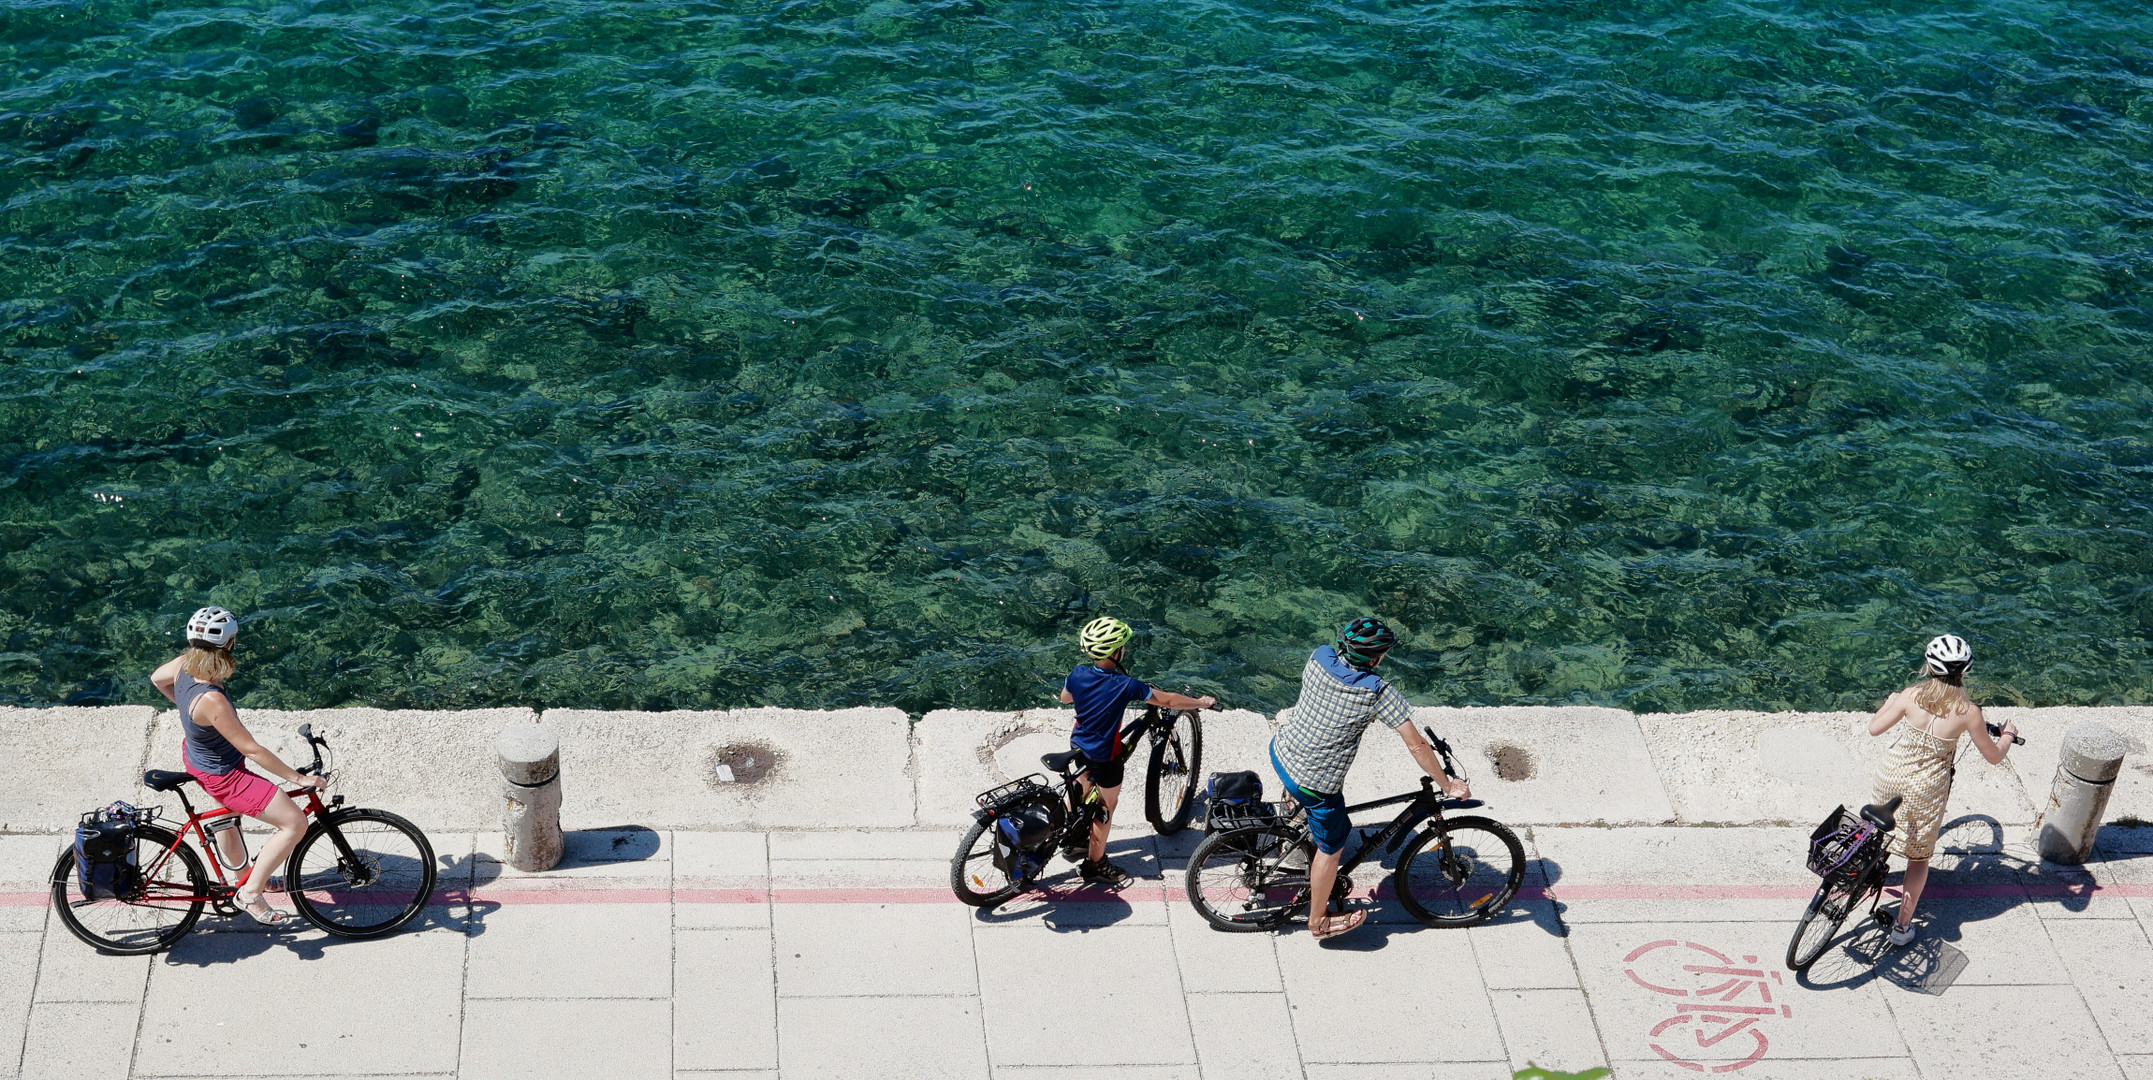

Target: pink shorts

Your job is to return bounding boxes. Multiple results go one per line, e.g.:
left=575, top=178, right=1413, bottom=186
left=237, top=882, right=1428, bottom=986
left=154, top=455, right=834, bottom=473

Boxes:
left=186, top=762, right=280, bottom=818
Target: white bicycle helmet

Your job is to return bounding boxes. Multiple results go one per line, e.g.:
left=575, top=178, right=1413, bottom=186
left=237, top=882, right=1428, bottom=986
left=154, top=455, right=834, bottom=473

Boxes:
left=1923, top=634, right=1971, bottom=675
left=185, top=607, right=238, bottom=649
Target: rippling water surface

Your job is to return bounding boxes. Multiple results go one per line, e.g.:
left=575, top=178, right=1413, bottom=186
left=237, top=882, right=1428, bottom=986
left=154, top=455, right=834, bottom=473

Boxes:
left=3, top=0, right=2151, bottom=713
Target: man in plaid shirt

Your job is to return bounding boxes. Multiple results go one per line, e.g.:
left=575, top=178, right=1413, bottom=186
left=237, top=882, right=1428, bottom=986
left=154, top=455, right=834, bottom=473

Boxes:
left=1270, top=617, right=1469, bottom=940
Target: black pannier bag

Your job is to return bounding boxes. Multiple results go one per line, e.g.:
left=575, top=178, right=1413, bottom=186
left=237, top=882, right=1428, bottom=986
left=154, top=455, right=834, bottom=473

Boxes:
left=1203, top=771, right=1273, bottom=830
left=73, top=803, right=142, bottom=901
left=991, top=799, right=1060, bottom=881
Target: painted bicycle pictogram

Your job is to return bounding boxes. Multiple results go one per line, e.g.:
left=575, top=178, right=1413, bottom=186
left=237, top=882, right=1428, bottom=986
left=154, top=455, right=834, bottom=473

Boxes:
left=1622, top=940, right=1791, bottom=1073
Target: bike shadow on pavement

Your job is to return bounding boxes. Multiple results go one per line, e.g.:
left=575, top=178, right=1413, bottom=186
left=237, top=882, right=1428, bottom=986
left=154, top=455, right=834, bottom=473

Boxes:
left=970, top=837, right=1158, bottom=931
left=1796, top=815, right=2153, bottom=994
left=1312, top=850, right=1566, bottom=952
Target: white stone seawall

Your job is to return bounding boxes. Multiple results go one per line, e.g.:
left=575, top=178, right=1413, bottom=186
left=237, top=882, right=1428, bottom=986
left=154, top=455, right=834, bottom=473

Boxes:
left=1, top=704, right=2147, bottom=834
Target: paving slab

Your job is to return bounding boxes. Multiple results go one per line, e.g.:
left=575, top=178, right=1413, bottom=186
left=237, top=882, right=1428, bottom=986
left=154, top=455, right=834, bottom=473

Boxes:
left=2044, top=918, right=2153, bottom=1054
left=913, top=708, right=1273, bottom=829
left=1635, top=710, right=2034, bottom=825
left=773, top=900, right=976, bottom=997
left=0, top=836, right=60, bottom=932
left=1274, top=925, right=1502, bottom=1064
left=993, top=1069, right=1199, bottom=1080
left=541, top=708, right=912, bottom=829
left=974, top=922, right=1194, bottom=1067
left=145, top=921, right=464, bottom=1074
left=1186, top=992, right=1302, bottom=1080
left=1490, top=987, right=1606, bottom=1075
left=474, top=825, right=671, bottom=890
left=1890, top=982, right=2123, bottom=1079
left=675, top=929, right=777, bottom=1071
left=1533, top=826, right=1814, bottom=922
left=2125, top=1056, right=2153, bottom=1080
left=1897, top=898, right=2069, bottom=984
left=32, top=928, right=147, bottom=1003
left=1295, top=706, right=1676, bottom=825
left=675, top=831, right=769, bottom=929
left=1612, top=1060, right=1921, bottom=1079
left=1994, top=705, right=2153, bottom=831
left=1467, top=903, right=1578, bottom=989
left=460, top=998, right=670, bottom=1080
left=0, top=932, right=35, bottom=1080
left=1568, top=921, right=1909, bottom=1063
left=1304, top=1067, right=1509, bottom=1080
left=145, top=707, right=534, bottom=833
left=0, top=708, right=155, bottom=833
left=1163, top=891, right=1284, bottom=993
left=20, top=1000, right=133, bottom=1080
left=465, top=900, right=671, bottom=998
left=776, top=996, right=989, bottom=1080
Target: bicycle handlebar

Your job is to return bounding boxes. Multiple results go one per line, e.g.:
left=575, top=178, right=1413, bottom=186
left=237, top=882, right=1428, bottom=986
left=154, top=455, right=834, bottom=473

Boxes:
left=1986, top=721, right=2026, bottom=747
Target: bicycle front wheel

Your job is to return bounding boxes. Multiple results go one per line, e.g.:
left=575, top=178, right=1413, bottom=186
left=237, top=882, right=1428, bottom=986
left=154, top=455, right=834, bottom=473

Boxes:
left=1786, top=874, right=1858, bottom=972
left=1144, top=709, right=1204, bottom=835
left=285, top=809, right=437, bottom=939
left=1395, top=816, right=1525, bottom=927
left=1184, top=825, right=1308, bottom=932
left=49, top=825, right=206, bottom=955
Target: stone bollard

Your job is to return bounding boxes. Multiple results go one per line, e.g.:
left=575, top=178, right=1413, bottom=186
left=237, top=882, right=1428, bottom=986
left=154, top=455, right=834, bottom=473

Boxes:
left=2035, top=721, right=2128, bottom=865
left=498, top=722, right=563, bottom=872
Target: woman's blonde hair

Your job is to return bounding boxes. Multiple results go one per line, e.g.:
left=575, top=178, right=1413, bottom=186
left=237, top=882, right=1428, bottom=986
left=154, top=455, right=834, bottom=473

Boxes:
left=179, top=645, right=233, bottom=686
left=1912, top=668, right=1970, bottom=717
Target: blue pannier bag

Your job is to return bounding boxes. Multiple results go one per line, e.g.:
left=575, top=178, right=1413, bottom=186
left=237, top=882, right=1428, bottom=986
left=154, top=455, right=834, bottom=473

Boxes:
left=73, top=803, right=141, bottom=902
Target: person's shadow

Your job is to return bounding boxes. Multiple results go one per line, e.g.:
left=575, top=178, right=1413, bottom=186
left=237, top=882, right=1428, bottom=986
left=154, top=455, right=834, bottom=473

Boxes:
left=1796, top=816, right=2153, bottom=993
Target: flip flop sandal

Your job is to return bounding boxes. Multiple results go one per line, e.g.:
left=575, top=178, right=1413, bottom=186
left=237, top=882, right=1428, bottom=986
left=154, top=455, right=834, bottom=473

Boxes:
left=236, top=893, right=287, bottom=926
left=1311, top=909, right=1367, bottom=940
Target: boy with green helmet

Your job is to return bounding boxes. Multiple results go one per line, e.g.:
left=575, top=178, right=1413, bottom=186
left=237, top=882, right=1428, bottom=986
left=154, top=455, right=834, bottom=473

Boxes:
left=1058, top=616, right=1217, bottom=886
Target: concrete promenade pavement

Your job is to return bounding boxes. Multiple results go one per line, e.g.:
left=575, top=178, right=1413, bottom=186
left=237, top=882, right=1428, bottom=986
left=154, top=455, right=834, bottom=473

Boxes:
left=2, top=704, right=2150, bottom=1079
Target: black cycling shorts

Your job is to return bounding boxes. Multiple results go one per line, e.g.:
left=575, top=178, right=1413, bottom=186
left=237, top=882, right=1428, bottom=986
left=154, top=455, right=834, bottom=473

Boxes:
left=1077, top=751, right=1125, bottom=791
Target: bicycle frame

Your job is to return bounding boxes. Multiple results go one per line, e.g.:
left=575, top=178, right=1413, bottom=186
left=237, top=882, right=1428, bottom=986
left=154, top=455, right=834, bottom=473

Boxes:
left=1322, top=778, right=1484, bottom=885
left=133, top=729, right=350, bottom=909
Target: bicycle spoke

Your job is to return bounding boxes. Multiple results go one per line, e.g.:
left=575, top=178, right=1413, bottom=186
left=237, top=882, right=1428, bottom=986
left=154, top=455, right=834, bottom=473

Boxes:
left=290, top=813, right=434, bottom=935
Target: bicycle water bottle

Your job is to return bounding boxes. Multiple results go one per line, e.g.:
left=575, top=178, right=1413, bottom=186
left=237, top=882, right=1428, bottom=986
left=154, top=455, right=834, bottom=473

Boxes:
left=203, top=813, right=250, bottom=871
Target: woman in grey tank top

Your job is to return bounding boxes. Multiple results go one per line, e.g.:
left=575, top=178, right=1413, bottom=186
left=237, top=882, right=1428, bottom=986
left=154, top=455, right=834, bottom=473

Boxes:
left=149, top=607, right=326, bottom=925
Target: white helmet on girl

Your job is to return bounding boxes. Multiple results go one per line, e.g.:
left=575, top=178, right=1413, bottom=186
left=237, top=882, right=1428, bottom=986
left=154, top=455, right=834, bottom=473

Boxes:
left=1924, top=634, right=1971, bottom=675
left=185, top=607, right=238, bottom=649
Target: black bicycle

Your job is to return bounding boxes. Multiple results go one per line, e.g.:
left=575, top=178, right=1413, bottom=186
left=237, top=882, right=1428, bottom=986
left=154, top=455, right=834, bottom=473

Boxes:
left=1183, top=728, right=1525, bottom=931
left=951, top=703, right=1203, bottom=907
left=1786, top=796, right=1899, bottom=972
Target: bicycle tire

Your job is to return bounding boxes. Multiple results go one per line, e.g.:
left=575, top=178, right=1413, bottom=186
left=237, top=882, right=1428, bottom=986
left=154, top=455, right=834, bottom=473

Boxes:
left=951, top=816, right=1024, bottom=908
left=284, top=808, right=437, bottom=939
left=1144, top=709, right=1204, bottom=835
left=1786, top=874, right=1858, bottom=971
left=49, top=824, right=206, bottom=955
left=1184, top=824, right=1308, bottom=932
left=1394, top=816, right=1525, bottom=928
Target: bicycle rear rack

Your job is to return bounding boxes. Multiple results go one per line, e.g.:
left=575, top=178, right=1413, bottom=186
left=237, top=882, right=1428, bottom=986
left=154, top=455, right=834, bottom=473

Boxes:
left=976, top=775, right=1054, bottom=814
left=1204, top=800, right=1287, bottom=833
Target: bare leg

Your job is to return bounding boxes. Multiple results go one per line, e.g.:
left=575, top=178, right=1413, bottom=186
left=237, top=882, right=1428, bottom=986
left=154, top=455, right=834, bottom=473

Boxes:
left=211, top=818, right=246, bottom=869
left=1307, top=847, right=1342, bottom=932
left=237, top=792, right=308, bottom=905
left=1896, top=858, right=1931, bottom=928
left=1087, top=783, right=1121, bottom=862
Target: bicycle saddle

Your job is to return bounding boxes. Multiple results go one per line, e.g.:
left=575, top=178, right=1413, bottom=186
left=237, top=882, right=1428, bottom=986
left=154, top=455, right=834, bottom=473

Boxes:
left=1039, top=750, right=1082, bottom=774
left=1860, top=794, right=1903, bottom=830
left=142, top=770, right=198, bottom=792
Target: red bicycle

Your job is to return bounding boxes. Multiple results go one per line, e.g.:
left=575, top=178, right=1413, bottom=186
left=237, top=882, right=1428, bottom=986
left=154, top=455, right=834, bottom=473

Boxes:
left=50, top=723, right=437, bottom=954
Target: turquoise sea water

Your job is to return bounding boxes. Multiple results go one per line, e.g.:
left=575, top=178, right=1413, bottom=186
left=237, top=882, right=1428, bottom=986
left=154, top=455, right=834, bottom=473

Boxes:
left=2, top=0, right=2150, bottom=714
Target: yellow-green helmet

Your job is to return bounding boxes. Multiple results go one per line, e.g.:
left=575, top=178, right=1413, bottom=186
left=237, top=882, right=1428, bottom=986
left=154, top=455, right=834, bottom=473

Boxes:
left=1078, top=616, right=1135, bottom=660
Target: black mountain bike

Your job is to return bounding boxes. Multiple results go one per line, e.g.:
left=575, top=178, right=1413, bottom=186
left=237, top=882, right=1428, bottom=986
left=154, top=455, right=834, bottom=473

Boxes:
left=1183, top=728, right=1525, bottom=931
left=951, top=704, right=1203, bottom=906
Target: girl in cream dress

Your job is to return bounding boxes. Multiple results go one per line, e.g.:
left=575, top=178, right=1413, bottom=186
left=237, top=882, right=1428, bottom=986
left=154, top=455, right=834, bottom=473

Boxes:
left=1868, top=634, right=2018, bottom=946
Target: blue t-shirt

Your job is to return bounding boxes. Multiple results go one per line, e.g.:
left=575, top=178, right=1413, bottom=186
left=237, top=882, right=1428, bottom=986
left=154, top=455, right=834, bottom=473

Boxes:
left=1064, top=664, right=1153, bottom=760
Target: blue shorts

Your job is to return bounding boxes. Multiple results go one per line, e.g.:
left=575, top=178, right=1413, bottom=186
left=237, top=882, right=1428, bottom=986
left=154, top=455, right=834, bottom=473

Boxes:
left=1270, top=743, right=1350, bottom=854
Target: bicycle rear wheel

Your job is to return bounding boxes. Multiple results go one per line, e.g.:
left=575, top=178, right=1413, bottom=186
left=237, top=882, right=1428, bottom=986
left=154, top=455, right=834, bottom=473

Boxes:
left=951, top=817, right=1022, bottom=908
left=1786, top=874, right=1859, bottom=971
left=1184, top=824, right=1308, bottom=932
left=1144, top=709, right=1203, bottom=835
left=285, top=809, right=437, bottom=939
left=1394, top=816, right=1525, bottom=927
left=49, top=825, right=206, bottom=955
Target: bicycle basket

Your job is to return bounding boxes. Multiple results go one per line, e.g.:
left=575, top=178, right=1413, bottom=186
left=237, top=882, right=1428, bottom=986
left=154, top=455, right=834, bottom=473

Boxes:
left=1805, top=805, right=1879, bottom=879
left=72, top=802, right=142, bottom=901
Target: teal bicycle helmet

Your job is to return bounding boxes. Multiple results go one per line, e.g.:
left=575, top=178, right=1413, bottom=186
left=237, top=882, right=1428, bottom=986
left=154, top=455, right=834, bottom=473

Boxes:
left=1335, top=617, right=1397, bottom=668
